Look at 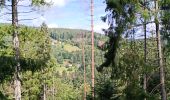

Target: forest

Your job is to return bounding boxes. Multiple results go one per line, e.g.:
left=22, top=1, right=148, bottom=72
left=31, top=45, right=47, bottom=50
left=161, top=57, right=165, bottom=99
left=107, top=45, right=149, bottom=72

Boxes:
left=0, top=0, right=170, bottom=100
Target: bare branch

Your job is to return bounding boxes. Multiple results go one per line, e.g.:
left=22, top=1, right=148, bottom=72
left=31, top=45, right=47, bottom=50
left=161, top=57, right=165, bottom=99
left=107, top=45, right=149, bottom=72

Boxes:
left=150, top=83, right=162, bottom=94
left=2, top=4, right=31, bottom=7
left=18, top=17, right=38, bottom=21
left=17, top=5, right=31, bottom=7
left=0, top=12, right=12, bottom=17
left=7, top=17, right=38, bottom=21
left=4, top=6, right=12, bottom=11
left=18, top=10, right=36, bottom=14
left=131, top=21, right=155, bottom=28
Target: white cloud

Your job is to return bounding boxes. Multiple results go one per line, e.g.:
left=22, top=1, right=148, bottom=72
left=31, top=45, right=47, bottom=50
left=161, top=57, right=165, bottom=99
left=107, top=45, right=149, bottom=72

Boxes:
left=18, top=0, right=67, bottom=7
left=40, top=16, right=46, bottom=21
left=45, top=0, right=66, bottom=7
left=32, top=16, right=46, bottom=26
left=48, top=23, right=58, bottom=28
left=94, top=22, right=109, bottom=34
left=45, top=0, right=77, bottom=7
left=32, top=19, right=40, bottom=26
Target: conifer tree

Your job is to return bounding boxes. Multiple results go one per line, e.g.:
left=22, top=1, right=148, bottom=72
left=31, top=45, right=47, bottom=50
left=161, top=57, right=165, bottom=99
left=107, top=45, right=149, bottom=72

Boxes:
left=1, top=0, right=48, bottom=99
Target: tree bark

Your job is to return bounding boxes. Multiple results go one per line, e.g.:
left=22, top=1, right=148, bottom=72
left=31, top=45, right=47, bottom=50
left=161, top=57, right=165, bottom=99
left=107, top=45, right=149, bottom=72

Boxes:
left=43, top=83, right=46, bottom=100
left=12, top=0, right=21, bottom=100
left=143, top=0, right=147, bottom=97
left=155, top=0, right=167, bottom=100
left=91, top=0, right=95, bottom=99
left=143, top=21, right=147, bottom=99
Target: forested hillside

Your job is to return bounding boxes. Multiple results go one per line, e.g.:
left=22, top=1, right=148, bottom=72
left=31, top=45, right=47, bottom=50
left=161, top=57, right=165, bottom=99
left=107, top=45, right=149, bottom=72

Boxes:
left=0, top=23, right=106, bottom=99
left=1, top=0, right=170, bottom=100
left=1, top=23, right=170, bottom=99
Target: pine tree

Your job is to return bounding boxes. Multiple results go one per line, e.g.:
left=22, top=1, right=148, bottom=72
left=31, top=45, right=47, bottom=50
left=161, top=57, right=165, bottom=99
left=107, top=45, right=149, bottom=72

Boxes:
left=11, top=0, right=21, bottom=99
left=1, top=0, right=49, bottom=99
left=98, top=0, right=140, bottom=73
left=100, top=0, right=168, bottom=99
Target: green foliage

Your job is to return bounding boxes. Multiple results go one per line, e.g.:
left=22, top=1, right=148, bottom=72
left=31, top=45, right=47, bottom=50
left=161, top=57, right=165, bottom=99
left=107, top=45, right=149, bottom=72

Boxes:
left=0, top=25, right=14, bottom=82
left=21, top=67, right=81, bottom=100
left=161, top=0, right=170, bottom=97
left=142, top=9, right=150, bottom=20
left=19, top=23, right=51, bottom=71
left=97, top=0, right=170, bottom=99
left=95, top=73, right=119, bottom=100
left=0, top=91, right=8, bottom=100
left=0, top=23, right=52, bottom=98
left=31, top=0, right=49, bottom=6
left=99, top=0, right=142, bottom=72
left=0, top=23, right=106, bottom=99
left=124, top=83, right=146, bottom=100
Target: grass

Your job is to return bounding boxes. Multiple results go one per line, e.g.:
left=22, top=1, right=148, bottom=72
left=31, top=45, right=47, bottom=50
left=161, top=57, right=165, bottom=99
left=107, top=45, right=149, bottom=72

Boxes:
left=55, top=66, right=68, bottom=74
left=55, top=63, right=77, bottom=75
left=55, top=41, right=80, bottom=52
left=63, top=43, right=80, bottom=52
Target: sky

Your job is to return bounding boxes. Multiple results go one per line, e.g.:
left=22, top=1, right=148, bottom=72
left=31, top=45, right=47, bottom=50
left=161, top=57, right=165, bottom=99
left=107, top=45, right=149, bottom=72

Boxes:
left=0, top=0, right=109, bottom=33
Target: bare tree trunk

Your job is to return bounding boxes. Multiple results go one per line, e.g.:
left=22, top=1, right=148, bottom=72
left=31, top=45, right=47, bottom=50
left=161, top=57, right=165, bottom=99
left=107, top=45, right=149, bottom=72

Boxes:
left=12, top=0, right=21, bottom=99
left=43, top=83, right=46, bottom=100
left=82, top=33, right=86, bottom=100
left=90, top=0, right=95, bottom=99
left=155, top=0, right=167, bottom=100
left=143, top=0, right=147, bottom=97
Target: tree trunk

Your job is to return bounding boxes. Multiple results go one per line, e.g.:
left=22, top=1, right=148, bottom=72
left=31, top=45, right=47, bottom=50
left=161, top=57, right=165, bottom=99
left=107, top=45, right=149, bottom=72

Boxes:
left=43, top=83, right=46, bottom=100
left=155, top=0, right=167, bottom=100
left=90, top=0, right=95, bottom=99
left=12, top=0, right=21, bottom=100
left=143, top=23, right=147, bottom=94
left=82, top=33, right=86, bottom=100
left=143, top=0, right=147, bottom=97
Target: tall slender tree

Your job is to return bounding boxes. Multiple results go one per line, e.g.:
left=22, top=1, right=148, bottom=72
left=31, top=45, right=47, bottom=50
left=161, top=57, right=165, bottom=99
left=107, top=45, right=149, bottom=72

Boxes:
left=40, top=22, right=51, bottom=100
left=90, top=0, right=95, bottom=99
left=155, top=0, right=167, bottom=99
left=0, top=1, right=20, bottom=99
left=98, top=0, right=140, bottom=73
left=0, top=0, right=48, bottom=99
left=11, top=0, right=21, bottom=99
left=143, top=0, right=147, bottom=97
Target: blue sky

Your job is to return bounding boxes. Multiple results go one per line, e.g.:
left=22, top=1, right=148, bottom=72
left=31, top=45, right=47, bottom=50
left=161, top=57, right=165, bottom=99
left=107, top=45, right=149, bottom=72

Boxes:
left=0, top=0, right=109, bottom=33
